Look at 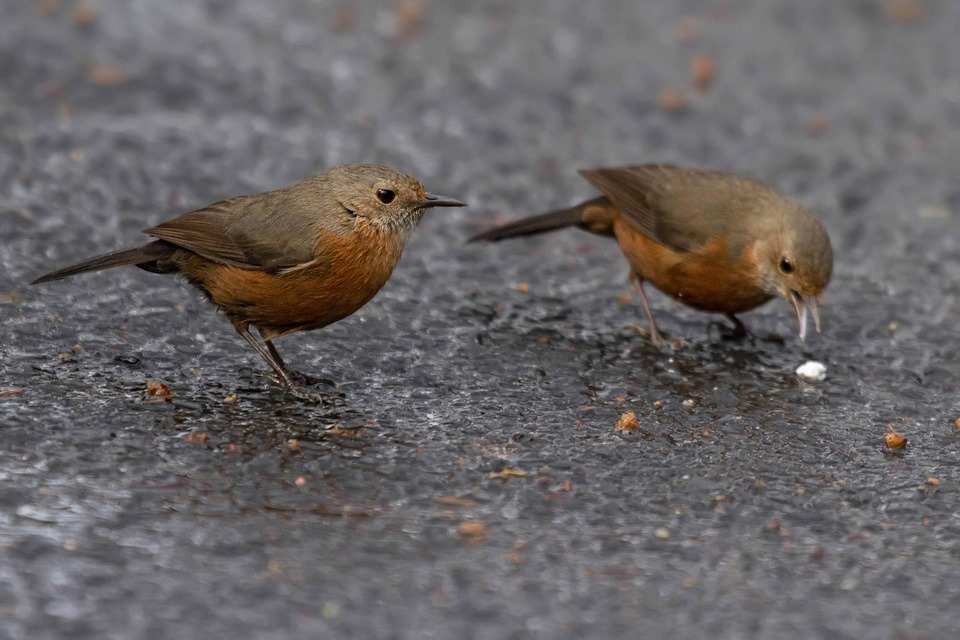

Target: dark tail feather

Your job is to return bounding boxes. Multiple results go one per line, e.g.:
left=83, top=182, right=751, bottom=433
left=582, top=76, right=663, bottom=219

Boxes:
left=468, top=207, right=585, bottom=243
left=31, top=241, right=175, bottom=285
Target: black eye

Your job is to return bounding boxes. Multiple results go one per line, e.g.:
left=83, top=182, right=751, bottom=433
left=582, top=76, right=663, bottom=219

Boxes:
left=376, top=189, right=395, bottom=204
left=779, top=256, right=793, bottom=274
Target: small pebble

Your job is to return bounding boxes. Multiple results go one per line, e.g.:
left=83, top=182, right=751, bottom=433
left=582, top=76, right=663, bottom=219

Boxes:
left=796, top=361, right=827, bottom=382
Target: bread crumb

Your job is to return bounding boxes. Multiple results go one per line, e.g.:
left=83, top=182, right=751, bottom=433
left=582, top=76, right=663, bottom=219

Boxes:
left=615, top=411, right=639, bottom=434
left=884, top=424, right=907, bottom=449
left=488, top=468, right=527, bottom=479
left=458, top=520, right=488, bottom=539
left=657, top=88, right=688, bottom=111
left=689, top=54, right=716, bottom=90
left=88, top=64, right=130, bottom=86
left=796, top=361, right=827, bottom=382
left=145, top=381, right=173, bottom=402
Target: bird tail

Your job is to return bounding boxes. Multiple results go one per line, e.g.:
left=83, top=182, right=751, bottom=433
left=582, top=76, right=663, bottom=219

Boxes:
left=468, top=197, right=611, bottom=243
left=31, top=241, right=176, bottom=285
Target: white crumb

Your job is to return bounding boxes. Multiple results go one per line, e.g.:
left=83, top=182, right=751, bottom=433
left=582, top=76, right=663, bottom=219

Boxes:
left=795, top=361, right=827, bottom=382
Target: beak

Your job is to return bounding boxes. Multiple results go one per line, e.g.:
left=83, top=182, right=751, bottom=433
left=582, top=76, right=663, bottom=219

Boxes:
left=417, top=193, right=466, bottom=209
left=787, top=290, right=822, bottom=341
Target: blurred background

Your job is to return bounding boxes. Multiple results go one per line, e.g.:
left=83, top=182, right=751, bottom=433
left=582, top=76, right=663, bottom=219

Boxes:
left=1, top=1, right=959, bottom=638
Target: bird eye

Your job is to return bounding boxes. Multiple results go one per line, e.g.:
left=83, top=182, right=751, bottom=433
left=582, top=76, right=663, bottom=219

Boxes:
left=779, top=256, right=793, bottom=274
left=376, top=189, right=395, bottom=204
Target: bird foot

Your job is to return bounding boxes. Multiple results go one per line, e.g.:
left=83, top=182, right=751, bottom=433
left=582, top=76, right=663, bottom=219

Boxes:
left=629, top=324, right=688, bottom=350
left=287, top=369, right=340, bottom=390
left=708, top=320, right=785, bottom=345
left=252, top=369, right=344, bottom=401
left=283, top=383, right=342, bottom=404
left=282, top=370, right=344, bottom=404
left=708, top=320, right=748, bottom=342
left=654, top=335, right=689, bottom=350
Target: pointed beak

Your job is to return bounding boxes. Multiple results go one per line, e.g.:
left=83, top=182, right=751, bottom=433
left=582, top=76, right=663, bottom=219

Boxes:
left=787, top=290, right=822, bottom=341
left=417, top=193, right=466, bottom=209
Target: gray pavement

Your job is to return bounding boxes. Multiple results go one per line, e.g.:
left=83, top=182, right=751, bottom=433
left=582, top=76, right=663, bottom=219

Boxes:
left=2, top=0, right=960, bottom=638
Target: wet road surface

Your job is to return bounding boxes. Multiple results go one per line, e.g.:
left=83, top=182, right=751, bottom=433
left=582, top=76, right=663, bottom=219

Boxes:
left=1, top=1, right=960, bottom=638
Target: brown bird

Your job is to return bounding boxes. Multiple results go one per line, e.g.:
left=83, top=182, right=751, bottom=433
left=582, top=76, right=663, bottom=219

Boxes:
left=469, top=165, right=832, bottom=345
left=32, top=163, right=465, bottom=398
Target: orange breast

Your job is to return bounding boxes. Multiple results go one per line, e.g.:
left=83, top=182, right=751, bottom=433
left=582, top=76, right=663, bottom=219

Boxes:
left=612, top=216, right=772, bottom=314
left=181, top=226, right=405, bottom=339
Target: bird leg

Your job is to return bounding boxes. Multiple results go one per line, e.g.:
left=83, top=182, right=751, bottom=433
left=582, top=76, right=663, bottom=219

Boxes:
left=710, top=314, right=784, bottom=345
left=631, top=277, right=668, bottom=347
left=236, top=328, right=336, bottom=401
left=723, top=314, right=751, bottom=341
left=237, top=327, right=293, bottom=386
left=264, top=338, right=338, bottom=388
left=265, top=339, right=286, bottom=369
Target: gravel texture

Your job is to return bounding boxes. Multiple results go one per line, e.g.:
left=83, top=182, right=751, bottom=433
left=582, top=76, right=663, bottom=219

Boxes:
left=2, top=0, right=960, bottom=638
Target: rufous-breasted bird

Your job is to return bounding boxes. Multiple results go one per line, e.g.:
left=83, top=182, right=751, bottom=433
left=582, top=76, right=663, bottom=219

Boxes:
left=469, top=164, right=832, bottom=345
left=32, top=163, right=465, bottom=398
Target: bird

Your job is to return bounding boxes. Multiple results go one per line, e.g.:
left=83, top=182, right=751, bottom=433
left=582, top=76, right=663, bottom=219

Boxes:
left=32, top=163, right=465, bottom=398
left=469, top=164, right=832, bottom=346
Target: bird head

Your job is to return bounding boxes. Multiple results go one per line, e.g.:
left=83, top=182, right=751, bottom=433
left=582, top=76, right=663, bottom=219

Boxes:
left=755, top=202, right=833, bottom=340
left=322, top=164, right=464, bottom=233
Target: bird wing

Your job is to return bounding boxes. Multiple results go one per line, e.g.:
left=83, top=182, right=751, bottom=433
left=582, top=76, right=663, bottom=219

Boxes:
left=578, top=165, right=754, bottom=253
left=145, top=191, right=324, bottom=273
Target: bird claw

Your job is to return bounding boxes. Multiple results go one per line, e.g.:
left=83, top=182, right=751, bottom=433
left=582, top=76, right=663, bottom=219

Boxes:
left=283, top=383, right=341, bottom=404
left=282, top=371, right=344, bottom=404
left=251, top=368, right=344, bottom=402
left=627, top=323, right=651, bottom=340
left=287, top=370, right=339, bottom=390
left=707, top=320, right=749, bottom=342
left=652, top=335, right=689, bottom=350
left=629, top=324, right=687, bottom=350
left=707, top=320, right=785, bottom=345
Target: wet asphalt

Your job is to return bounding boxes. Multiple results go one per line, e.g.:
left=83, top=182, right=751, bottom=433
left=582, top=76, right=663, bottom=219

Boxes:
left=2, top=0, right=960, bottom=638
